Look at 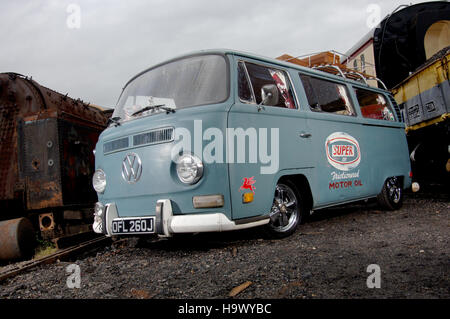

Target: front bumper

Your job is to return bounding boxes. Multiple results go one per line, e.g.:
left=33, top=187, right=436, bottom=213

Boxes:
left=93, top=200, right=269, bottom=237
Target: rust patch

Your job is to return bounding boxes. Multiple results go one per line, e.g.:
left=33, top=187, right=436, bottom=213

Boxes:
left=0, top=217, right=36, bottom=260
left=39, top=213, right=55, bottom=231
left=26, top=180, right=63, bottom=210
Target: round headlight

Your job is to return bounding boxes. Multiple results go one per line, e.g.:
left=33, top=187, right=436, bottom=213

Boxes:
left=176, top=154, right=203, bottom=184
left=92, top=169, right=106, bottom=193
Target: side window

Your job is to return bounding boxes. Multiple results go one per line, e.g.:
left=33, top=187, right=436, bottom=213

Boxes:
left=299, top=74, right=355, bottom=116
left=239, top=62, right=296, bottom=109
left=354, top=88, right=396, bottom=121
left=237, top=61, right=254, bottom=103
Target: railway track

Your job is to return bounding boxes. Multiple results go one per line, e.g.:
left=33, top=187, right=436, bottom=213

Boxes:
left=0, top=236, right=111, bottom=283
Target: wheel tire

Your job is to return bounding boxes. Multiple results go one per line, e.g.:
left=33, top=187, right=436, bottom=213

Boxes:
left=377, top=177, right=403, bottom=210
left=263, top=181, right=304, bottom=239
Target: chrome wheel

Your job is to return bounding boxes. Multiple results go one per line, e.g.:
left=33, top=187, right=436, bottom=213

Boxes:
left=377, top=176, right=403, bottom=210
left=386, top=177, right=401, bottom=204
left=268, top=183, right=299, bottom=233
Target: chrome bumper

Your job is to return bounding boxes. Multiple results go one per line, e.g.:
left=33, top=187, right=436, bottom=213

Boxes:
left=93, top=199, right=269, bottom=237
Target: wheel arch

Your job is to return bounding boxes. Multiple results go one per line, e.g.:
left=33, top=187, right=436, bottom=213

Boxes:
left=379, top=175, right=406, bottom=193
left=277, top=174, right=314, bottom=212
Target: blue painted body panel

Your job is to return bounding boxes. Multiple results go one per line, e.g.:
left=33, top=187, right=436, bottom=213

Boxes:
left=95, top=49, right=412, bottom=221
left=96, top=103, right=233, bottom=219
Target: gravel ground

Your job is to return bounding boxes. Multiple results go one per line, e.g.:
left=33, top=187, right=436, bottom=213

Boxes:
left=0, top=191, right=448, bottom=299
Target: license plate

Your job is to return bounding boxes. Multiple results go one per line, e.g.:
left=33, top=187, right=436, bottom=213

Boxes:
left=111, top=217, right=155, bottom=235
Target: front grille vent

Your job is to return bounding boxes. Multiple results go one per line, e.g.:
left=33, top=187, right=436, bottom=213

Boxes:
left=103, top=137, right=129, bottom=154
left=133, top=127, right=174, bottom=147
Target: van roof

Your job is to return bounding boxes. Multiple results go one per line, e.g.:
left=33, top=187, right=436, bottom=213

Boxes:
left=124, top=49, right=389, bottom=94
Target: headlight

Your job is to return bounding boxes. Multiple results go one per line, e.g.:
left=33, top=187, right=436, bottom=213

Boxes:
left=176, top=154, right=203, bottom=184
left=92, top=169, right=106, bottom=193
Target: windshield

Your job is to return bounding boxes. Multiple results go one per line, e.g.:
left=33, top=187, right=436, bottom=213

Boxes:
left=113, top=54, right=228, bottom=122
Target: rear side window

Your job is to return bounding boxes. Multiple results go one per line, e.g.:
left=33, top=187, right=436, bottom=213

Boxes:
left=238, top=61, right=296, bottom=109
left=354, top=88, right=396, bottom=121
left=299, top=74, right=355, bottom=116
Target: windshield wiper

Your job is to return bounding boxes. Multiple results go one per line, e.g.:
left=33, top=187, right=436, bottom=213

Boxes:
left=107, top=116, right=121, bottom=127
left=131, top=104, right=175, bottom=117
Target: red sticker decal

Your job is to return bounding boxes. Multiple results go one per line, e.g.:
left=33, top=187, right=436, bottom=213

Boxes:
left=240, top=177, right=256, bottom=193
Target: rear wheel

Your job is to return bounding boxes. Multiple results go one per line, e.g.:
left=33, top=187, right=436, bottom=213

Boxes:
left=264, top=181, right=304, bottom=238
left=377, top=177, right=403, bottom=210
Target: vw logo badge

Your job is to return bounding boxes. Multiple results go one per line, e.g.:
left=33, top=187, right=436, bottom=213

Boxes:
left=121, top=153, right=142, bottom=183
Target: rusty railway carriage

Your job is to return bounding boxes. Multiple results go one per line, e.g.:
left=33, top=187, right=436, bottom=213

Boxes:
left=342, top=1, right=450, bottom=186
left=0, top=73, right=109, bottom=260
left=393, top=46, right=450, bottom=186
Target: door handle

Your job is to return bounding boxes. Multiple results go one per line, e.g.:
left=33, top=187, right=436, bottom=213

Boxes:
left=299, top=133, right=312, bottom=138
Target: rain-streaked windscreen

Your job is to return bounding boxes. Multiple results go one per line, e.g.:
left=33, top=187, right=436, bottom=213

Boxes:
left=113, top=54, right=228, bottom=122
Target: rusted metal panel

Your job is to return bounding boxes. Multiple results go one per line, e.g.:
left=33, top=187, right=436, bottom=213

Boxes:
left=20, top=118, right=63, bottom=209
left=26, top=180, right=63, bottom=210
left=0, top=72, right=109, bottom=215
left=58, top=119, right=100, bottom=206
left=0, top=75, right=21, bottom=204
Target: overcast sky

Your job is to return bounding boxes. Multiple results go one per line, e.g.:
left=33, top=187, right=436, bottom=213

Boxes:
left=0, top=0, right=437, bottom=108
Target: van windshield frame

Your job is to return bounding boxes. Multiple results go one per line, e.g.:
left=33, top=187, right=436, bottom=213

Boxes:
left=113, top=54, right=230, bottom=123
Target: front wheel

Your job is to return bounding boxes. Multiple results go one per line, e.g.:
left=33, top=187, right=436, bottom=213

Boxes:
left=264, top=181, right=304, bottom=238
left=377, top=177, right=403, bottom=210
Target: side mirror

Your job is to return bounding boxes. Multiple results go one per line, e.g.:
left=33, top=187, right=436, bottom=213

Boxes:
left=311, top=102, right=321, bottom=111
left=260, top=84, right=279, bottom=106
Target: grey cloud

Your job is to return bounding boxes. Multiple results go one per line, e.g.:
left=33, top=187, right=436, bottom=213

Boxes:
left=0, top=0, right=433, bottom=107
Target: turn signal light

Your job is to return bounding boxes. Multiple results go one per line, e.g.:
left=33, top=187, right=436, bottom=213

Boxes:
left=242, top=192, right=254, bottom=203
left=193, top=194, right=224, bottom=208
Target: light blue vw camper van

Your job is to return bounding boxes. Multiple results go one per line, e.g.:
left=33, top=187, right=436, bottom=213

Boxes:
left=92, top=49, right=412, bottom=238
